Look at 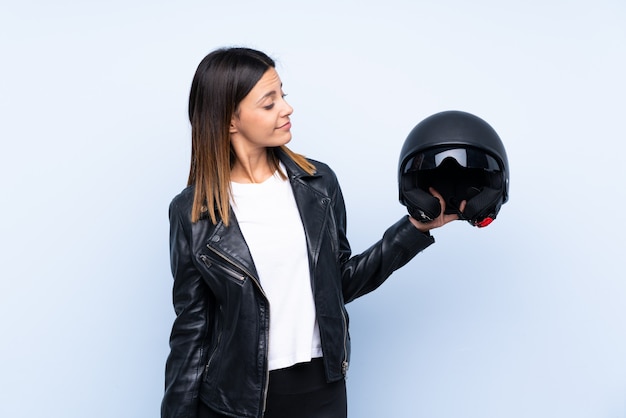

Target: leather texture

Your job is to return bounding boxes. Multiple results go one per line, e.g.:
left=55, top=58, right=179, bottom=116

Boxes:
left=162, top=149, right=435, bottom=418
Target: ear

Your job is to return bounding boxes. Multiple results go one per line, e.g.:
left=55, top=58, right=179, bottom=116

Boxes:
left=229, top=117, right=238, bottom=134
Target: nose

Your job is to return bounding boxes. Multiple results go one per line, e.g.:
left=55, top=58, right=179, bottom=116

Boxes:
left=280, top=97, right=293, bottom=117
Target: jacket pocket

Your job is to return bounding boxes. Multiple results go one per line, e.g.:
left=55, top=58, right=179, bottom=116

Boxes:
left=203, top=335, right=222, bottom=384
left=199, top=254, right=247, bottom=286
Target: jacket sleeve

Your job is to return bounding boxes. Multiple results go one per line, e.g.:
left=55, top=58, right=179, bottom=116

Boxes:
left=332, top=180, right=435, bottom=304
left=161, top=199, right=211, bottom=418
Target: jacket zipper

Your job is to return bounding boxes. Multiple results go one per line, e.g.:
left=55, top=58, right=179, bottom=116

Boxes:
left=204, top=330, right=222, bottom=375
left=340, top=308, right=349, bottom=376
left=204, top=244, right=271, bottom=416
left=322, top=196, right=348, bottom=376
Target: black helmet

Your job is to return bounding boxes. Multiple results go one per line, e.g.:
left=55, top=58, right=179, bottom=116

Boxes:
left=398, top=110, right=509, bottom=227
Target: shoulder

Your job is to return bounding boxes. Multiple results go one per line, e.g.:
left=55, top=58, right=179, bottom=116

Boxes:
left=307, top=158, right=335, bottom=177
left=293, top=157, right=346, bottom=204
left=170, top=185, right=194, bottom=209
left=168, top=185, right=195, bottom=223
left=301, top=157, right=341, bottom=191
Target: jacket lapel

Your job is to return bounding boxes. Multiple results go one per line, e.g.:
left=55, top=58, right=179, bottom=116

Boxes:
left=195, top=212, right=260, bottom=280
left=280, top=153, right=331, bottom=272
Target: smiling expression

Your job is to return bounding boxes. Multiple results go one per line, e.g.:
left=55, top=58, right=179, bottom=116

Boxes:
left=230, top=67, right=293, bottom=154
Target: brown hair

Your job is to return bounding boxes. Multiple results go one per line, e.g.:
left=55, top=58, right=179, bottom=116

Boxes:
left=187, top=47, right=314, bottom=224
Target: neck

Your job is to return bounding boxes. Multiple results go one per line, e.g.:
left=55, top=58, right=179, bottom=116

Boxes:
left=230, top=148, right=274, bottom=184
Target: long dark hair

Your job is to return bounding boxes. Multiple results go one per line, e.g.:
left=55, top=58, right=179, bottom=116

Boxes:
left=187, top=47, right=314, bottom=224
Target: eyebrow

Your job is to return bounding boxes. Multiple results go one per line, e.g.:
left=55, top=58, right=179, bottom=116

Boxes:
left=255, top=83, right=284, bottom=104
left=256, top=91, right=278, bottom=104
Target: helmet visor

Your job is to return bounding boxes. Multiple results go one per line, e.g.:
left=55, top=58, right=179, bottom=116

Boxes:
left=403, top=146, right=501, bottom=173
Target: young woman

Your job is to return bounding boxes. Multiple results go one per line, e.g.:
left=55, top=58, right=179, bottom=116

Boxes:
left=162, top=47, right=463, bottom=418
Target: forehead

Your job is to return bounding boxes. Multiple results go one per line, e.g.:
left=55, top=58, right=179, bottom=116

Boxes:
left=250, top=68, right=282, bottom=96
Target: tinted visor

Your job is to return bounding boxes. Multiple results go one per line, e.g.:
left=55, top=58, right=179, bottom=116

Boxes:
left=403, top=146, right=501, bottom=173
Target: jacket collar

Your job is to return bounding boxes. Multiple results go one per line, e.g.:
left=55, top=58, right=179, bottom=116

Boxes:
left=275, top=147, right=319, bottom=180
left=201, top=147, right=329, bottom=283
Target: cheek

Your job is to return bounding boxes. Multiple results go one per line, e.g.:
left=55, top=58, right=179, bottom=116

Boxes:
left=253, top=115, right=275, bottom=134
left=238, top=111, right=275, bottom=138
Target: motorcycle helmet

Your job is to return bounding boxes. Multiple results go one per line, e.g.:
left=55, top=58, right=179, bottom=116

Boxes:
left=398, top=110, right=509, bottom=227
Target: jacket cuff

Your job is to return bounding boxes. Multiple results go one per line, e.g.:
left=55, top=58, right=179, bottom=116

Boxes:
left=392, top=215, right=436, bottom=259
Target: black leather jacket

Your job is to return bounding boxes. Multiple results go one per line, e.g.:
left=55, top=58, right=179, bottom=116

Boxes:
left=162, top=151, right=435, bottom=418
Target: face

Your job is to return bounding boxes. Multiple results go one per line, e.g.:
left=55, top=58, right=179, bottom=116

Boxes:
left=230, top=67, right=293, bottom=154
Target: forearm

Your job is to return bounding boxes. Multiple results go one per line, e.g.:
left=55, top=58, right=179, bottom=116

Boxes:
left=341, top=215, right=434, bottom=303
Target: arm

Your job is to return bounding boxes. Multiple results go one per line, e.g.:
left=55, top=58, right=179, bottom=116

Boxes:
left=161, top=200, right=211, bottom=418
left=336, top=185, right=457, bottom=303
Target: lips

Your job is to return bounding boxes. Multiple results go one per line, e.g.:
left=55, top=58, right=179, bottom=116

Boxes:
left=278, top=121, right=291, bottom=130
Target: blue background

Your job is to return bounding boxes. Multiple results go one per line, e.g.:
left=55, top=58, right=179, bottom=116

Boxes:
left=2, top=1, right=625, bottom=417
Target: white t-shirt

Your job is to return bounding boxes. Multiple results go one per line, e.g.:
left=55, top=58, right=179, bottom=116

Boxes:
left=230, top=167, right=323, bottom=371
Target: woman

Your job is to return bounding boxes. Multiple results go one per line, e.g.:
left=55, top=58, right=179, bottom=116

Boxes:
left=162, top=47, right=462, bottom=418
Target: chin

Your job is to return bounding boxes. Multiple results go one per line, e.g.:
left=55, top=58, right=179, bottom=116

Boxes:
left=275, top=133, right=292, bottom=146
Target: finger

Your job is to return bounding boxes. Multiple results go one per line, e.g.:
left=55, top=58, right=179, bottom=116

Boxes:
left=428, top=187, right=443, bottom=200
left=443, top=199, right=465, bottom=223
left=443, top=212, right=459, bottom=223
left=428, top=187, right=446, bottom=214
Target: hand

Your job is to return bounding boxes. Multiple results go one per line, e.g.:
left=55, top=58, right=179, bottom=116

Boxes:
left=409, top=187, right=466, bottom=233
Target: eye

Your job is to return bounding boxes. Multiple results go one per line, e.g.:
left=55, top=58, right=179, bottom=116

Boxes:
left=262, top=93, right=288, bottom=110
